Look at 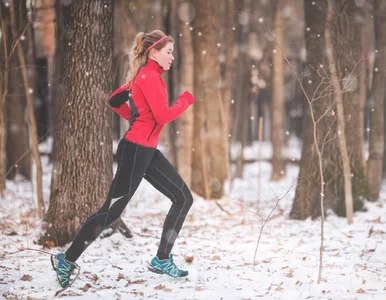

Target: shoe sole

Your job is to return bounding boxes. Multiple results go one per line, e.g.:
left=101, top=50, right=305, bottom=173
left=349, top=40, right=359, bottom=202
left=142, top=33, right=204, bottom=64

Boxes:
left=147, top=264, right=188, bottom=277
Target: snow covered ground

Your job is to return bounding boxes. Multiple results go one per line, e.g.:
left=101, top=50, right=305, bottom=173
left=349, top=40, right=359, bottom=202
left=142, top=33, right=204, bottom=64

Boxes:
left=1, top=140, right=385, bottom=299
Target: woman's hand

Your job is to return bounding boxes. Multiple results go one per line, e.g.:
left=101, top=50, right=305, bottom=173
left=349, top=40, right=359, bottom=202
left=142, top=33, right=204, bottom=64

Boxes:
left=179, top=91, right=194, bottom=105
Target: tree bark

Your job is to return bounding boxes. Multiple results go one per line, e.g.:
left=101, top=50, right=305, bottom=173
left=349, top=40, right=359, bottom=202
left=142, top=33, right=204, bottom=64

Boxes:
left=192, top=0, right=228, bottom=199
left=331, top=0, right=368, bottom=214
left=291, top=0, right=367, bottom=220
left=290, top=0, right=329, bottom=220
left=368, top=0, right=386, bottom=200
left=271, top=0, right=285, bottom=181
left=176, top=0, right=194, bottom=186
left=325, top=0, right=353, bottom=224
left=40, top=0, right=118, bottom=246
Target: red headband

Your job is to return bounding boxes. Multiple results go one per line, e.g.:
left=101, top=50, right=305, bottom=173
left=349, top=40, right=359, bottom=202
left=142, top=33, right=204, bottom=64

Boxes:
left=145, top=36, right=168, bottom=53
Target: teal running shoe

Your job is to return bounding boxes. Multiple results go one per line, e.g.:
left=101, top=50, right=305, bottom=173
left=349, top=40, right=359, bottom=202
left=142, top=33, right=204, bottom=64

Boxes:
left=53, top=253, right=76, bottom=287
left=148, top=254, right=188, bottom=277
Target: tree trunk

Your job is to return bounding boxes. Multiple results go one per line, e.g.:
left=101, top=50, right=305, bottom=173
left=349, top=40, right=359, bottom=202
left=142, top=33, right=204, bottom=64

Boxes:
left=331, top=0, right=368, bottom=215
left=176, top=0, right=194, bottom=186
left=40, top=0, right=55, bottom=136
left=271, top=0, right=285, bottom=181
left=367, top=0, right=386, bottom=200
left=0, top=2, right=11, bottom=196
left=6, top=0, right=32, bottom=180
left=40, top=0, right=117, bottom=245
left=290, top=0, right=329, bottom=219
left=10, top=0, right=44, bottom=217
left=192, top=0, right=228, bottom=199
left=6, top=49, right=30, bottom=179
left=325, top=0, right=353, bottom=224
left=233, top=0, right=250, bottom=179
left=291, top=0, right=367, bottom=220
left=221, top=0, right=235, bottom=182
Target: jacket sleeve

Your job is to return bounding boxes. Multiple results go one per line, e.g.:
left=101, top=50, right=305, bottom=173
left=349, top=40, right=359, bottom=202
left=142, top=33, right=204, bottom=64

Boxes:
left=108, top=82, right=131, bottom=121
left=136, top=73, right=190, bottom=125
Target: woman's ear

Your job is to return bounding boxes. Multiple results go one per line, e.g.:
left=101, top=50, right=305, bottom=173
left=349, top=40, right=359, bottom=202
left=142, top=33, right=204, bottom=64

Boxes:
left=149, top=48, right=157, bottom=60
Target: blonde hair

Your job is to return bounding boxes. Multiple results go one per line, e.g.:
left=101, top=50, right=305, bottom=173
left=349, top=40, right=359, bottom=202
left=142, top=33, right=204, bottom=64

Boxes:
left=128, top=30, right=174, bottom=82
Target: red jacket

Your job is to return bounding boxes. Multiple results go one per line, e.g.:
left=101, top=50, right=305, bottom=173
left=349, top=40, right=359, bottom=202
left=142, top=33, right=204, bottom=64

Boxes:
left=108, top=59, right=194, bottom=148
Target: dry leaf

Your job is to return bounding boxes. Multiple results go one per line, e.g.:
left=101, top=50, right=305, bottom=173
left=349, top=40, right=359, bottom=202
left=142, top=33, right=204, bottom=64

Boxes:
left=164, top=288, right=172, bottom=292
left=195, top=286, right=204, bottom=291
left=356, top=288, right=366, bottom=294
left=117, top=273, right=125, bottom=281
left=128, top=279, right=146, bottom=284
left=154, top=284, right=166, bottom=290
left=185, top=256, right=194, bottom=263
left=92, top=274, right=99, bottom=282
left=302, top=256, right=307, bottom=261
left=45, top=240, right=55, bottom=249
left=81, top=283, right=92, bottom=292
left=20, top=274, right=32, bottom=281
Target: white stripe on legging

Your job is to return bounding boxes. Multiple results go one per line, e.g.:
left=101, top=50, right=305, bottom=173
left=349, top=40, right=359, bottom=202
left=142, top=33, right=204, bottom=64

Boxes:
left=148, top=164, right=187, bottom=253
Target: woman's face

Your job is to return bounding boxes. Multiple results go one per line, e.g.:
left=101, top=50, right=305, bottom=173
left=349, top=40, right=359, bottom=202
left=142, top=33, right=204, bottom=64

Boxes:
left=151, top=42, right=174, bottom=70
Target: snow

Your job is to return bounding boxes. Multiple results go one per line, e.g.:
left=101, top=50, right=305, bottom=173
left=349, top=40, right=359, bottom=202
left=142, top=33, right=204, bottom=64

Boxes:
left=1, top=139, right=386, bottom=299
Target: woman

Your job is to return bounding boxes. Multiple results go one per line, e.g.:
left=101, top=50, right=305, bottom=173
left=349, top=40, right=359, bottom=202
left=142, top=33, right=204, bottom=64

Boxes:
left=53, top=30, right=195, bottom=287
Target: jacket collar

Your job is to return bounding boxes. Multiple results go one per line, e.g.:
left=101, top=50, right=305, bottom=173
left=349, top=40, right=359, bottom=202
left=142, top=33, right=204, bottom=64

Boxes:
left=146, top=58, right=165, bottom=74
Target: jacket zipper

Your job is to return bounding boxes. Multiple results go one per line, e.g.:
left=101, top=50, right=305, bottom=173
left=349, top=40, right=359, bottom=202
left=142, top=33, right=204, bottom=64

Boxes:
left=147, top=123, right=157, bottom=141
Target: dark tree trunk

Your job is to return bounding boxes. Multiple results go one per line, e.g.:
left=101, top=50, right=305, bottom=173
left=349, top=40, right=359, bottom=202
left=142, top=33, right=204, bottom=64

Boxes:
left=290, top=0, right=329, bottom=220
left=368, top=0, right=386, bottom=199
left=6, top=0, right=32, bottom=180
left=331, top=0, right=368, bottom=214
left=291, top=0, right=367, bottom=220
left=39, top=0, right=127, bottom=246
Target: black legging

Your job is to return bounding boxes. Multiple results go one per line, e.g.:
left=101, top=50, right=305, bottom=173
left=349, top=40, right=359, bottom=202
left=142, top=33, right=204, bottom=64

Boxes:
left=65, top=138, right=193, bottom=262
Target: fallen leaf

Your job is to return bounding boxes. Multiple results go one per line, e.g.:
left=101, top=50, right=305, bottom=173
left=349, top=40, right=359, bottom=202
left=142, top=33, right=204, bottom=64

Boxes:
left=185, top=256, right=194, bottom=263
left=117, top=273, right=125, bottom=281
left=356, top=288, right=366, bottom=294
left=164, top=288, right=172, bottom=292
left=154, top=284, right=166, bottom=290
left=127, top=279, right=146, bottom=284
left=20, top=275, right=32, bottom=281
left=302, top=257, right=307, bottom=261
left=92, top=274, right=99, bottom=282
left=45, top=240, right=55, bottom=249
left=81, top=283, right=92, bottom=292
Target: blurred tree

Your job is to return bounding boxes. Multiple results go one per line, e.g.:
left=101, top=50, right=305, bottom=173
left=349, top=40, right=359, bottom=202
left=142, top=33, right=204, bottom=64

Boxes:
left=368, top=0, right=386, bottom=200
left=270, top=0, right=285, bottom=181
left=176, top=0, right=195, bottom=186
left=233, top=0, right=252, bottom=179
left=192, top=0, right=228, bottom=198
left=40, top=0, right=55, bottom=136
left=39, top=0, right=131, bottom=246
left=6, top=0, right=32, bottom=180
left=0, top=1, right=10, bottom=196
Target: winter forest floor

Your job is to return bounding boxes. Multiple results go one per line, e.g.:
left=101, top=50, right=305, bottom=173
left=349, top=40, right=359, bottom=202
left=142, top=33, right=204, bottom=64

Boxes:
left=1, top=139, right=386, bottom=299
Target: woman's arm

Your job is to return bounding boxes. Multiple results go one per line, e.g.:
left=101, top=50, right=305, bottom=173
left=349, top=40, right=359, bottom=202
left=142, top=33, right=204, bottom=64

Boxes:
left=137, top=73, right=193, bottom=124
left=108, top=82, right=131, bottom=121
